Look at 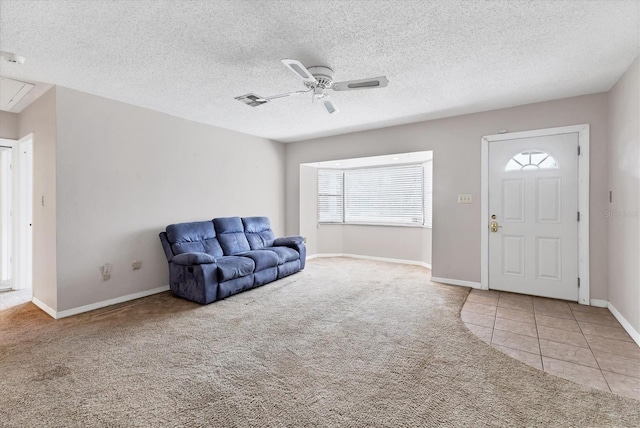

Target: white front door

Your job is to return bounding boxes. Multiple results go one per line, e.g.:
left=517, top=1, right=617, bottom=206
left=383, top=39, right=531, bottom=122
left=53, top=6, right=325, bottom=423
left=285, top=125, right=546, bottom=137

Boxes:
left=488, top=133, right=579, bottom=301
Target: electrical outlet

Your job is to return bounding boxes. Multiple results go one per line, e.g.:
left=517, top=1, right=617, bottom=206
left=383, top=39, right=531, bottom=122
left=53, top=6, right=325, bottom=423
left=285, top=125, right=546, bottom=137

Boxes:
left=458, top=194, right=472, bottom=204
left=102, top=263, right=112, bottom=280
left=132, top=260, right=142, bottom=270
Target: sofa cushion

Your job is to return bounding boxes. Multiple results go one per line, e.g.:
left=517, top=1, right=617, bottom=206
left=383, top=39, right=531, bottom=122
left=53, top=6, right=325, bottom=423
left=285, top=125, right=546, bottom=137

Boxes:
left=264, top=246, right=299, bottom=264
left=274, top=235, right=304, bottom=246
left=172, top=252, right=217, bottom=266
left=216, top=256, right=255, bottom=282
left=166, top=221, right=223, bottom=257
left=242, top=217, right=276, bottom=250
left=238, top=250, right=279, bottom=271
left=214, top=217, right=251, bottom=255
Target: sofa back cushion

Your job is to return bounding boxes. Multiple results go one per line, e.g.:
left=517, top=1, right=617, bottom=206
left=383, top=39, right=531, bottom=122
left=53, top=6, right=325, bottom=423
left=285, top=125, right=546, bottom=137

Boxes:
left=242, top=217, right=276, bottom=250
left=166, top=221, right=223, bottom=258
left=213, top=217, right=251, bottom=255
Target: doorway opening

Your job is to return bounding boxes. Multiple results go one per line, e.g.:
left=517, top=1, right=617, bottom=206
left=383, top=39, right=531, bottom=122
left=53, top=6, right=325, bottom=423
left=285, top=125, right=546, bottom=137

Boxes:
left=0, top=135, right=33, bottom=309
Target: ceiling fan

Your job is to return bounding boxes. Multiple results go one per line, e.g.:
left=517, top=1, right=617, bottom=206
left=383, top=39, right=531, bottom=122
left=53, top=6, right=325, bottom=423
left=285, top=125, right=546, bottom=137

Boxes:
left=235, top=59, right=389, bottom=115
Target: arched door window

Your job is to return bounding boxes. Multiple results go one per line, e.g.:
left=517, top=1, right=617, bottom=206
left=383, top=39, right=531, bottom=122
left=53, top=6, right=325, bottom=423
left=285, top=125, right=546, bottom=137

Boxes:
left=505, top=150, right=558, bottom=171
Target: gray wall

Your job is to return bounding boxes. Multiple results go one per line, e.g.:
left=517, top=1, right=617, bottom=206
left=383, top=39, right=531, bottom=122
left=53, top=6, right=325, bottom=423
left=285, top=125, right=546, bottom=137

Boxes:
left=53, top=87, right=286, bottom=312
left=17, top=87, right=58, bottom=310
left=0, top=111, right=19, bottom=139
left=286, top=93, right=610, bottom=298
left=607, top=57, right=639, bottom=334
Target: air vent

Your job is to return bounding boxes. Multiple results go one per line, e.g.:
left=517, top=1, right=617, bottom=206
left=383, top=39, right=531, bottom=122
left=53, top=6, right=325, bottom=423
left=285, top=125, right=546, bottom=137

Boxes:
left=0, top=77, right=35, bottom=111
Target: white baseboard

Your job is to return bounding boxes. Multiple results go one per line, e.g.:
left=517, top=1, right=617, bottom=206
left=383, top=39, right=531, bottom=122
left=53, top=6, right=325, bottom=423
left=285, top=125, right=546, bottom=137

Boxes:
left=607, top=301, right=640, bottom=347
left=33, top=285, right=170, bottom=319
left=32, top=296, right=57, bottom=318
left=589, top=299, right=608, bottom=308
left=308, top=253, right=431, bottom=269
left=430, top=277, right=482, bottom=289
left=307, top=253, right=343, bottom=260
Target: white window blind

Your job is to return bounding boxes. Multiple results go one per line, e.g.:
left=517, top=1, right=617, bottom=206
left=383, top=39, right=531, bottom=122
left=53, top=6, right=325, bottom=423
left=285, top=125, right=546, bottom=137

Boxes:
left=345, top=164, right=424, bottom=225
left=318, top=169, right=344, bottom=223
left=424, top=160, right=433, bottom=228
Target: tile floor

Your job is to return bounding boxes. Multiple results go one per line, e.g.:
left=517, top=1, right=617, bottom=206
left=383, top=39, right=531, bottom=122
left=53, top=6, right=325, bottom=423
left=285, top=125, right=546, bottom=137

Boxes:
left=462, top=289, right=640, bottom=400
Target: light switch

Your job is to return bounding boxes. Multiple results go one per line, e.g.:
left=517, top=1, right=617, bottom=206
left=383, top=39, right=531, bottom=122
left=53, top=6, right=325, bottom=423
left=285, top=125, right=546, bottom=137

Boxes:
left=458, top=194, right=472, bottom=204
left=102, top=263, right=112, bottom=280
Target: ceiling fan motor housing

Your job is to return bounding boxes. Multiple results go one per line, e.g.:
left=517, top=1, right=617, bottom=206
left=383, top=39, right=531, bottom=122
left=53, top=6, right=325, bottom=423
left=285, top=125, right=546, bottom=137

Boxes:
left=306, top=66, right=334, bottom=89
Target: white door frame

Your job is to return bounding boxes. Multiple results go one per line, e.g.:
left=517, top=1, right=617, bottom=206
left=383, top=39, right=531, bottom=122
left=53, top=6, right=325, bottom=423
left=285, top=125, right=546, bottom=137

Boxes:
left=480, top=124, right=590, bottom=304
left=17, top=134, right=33, bottom=290
left=0, top=139, right=15, bottom=290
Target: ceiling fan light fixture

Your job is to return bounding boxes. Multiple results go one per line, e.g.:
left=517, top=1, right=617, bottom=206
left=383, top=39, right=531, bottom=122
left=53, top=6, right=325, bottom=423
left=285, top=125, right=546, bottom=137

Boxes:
left=237, top=59, right=388, bottom=115
left=323, top=99, right=339, bottom=114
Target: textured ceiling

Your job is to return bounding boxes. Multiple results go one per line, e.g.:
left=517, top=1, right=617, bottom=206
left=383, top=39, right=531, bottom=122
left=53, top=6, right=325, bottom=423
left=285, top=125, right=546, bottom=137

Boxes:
left=0, top=1, right=638, bottom=143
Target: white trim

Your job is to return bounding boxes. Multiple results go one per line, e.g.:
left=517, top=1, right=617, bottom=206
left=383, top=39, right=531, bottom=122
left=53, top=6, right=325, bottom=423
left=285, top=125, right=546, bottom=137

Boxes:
left=307, top=253, right=343, bottom=260
left=482, top=124, right=591, bottom=142
left=608, top=302, right=640, bottom=347
left=431, top=277, right=482, bottom=289
left=32, top=285, right=170, bottom=319
left=589, top=299, right=608, bottom=308
left=480, top=124, right=590, bottom=304
left=480, top=138, right=489, bottom=290
left=31, top=296, right=56, bottom=318
left=343, top=253, right=431, bottom=269
left=576, top=126, right=590, bottom=305
left=308, top=253, right=431, bottom=269
left=17, top=134, right=33, bottom=291
left=0, top=138, right=16, bottom=291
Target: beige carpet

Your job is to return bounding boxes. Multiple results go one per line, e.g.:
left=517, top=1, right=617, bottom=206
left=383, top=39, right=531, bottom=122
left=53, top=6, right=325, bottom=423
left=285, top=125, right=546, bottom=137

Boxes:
left=1, top=258, right=638, bottom=427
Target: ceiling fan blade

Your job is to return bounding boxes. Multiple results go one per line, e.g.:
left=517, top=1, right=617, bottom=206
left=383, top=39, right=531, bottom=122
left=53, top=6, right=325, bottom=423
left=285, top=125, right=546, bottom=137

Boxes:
left=321, top=97, right=339, bottom=114
left=235, top=93, right=269, bottom=107
left=331, top=76, right=389, bottom=91
left=281, top=59, right=317, bottom=85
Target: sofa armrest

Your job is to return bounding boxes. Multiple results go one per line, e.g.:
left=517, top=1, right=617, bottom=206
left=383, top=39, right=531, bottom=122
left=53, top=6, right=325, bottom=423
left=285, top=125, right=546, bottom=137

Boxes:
left=273, top=235, right=305, bottom=246
left=171, top=252, right=217, bottom=266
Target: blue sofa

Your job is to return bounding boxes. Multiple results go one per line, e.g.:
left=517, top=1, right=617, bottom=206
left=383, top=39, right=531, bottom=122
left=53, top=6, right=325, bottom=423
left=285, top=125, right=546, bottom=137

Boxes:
left=159, top=216, right=306, bottom=304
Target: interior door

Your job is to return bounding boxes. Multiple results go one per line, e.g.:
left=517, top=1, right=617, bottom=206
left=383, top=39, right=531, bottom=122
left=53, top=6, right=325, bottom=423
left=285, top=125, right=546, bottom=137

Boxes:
left=488, top=133, right=579, bottom=301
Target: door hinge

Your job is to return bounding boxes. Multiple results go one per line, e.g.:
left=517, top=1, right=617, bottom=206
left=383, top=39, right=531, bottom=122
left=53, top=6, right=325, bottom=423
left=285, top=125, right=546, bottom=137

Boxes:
left=578, top=145, right=581, bottom=155
left=577, top=211, right=580, bottom=221
left=578, top=277, right=581, bottom=288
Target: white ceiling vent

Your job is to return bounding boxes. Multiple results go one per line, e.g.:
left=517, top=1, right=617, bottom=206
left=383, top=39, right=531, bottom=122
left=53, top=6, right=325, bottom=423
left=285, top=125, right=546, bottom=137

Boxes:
left=1, top=77, right=35, bottom=112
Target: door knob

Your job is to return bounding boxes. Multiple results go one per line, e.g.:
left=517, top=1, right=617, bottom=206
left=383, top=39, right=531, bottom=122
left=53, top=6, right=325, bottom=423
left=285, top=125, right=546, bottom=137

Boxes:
left=490, top=221, right=502, bottom=232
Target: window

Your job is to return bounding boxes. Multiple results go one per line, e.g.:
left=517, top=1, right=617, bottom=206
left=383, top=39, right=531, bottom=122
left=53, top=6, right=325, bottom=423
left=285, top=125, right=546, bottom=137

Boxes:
left=319, top=162, right=432, bottom=227
left=317, top=169, right=344, bottom=223
left=505, top=150, right=558, bottom=171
